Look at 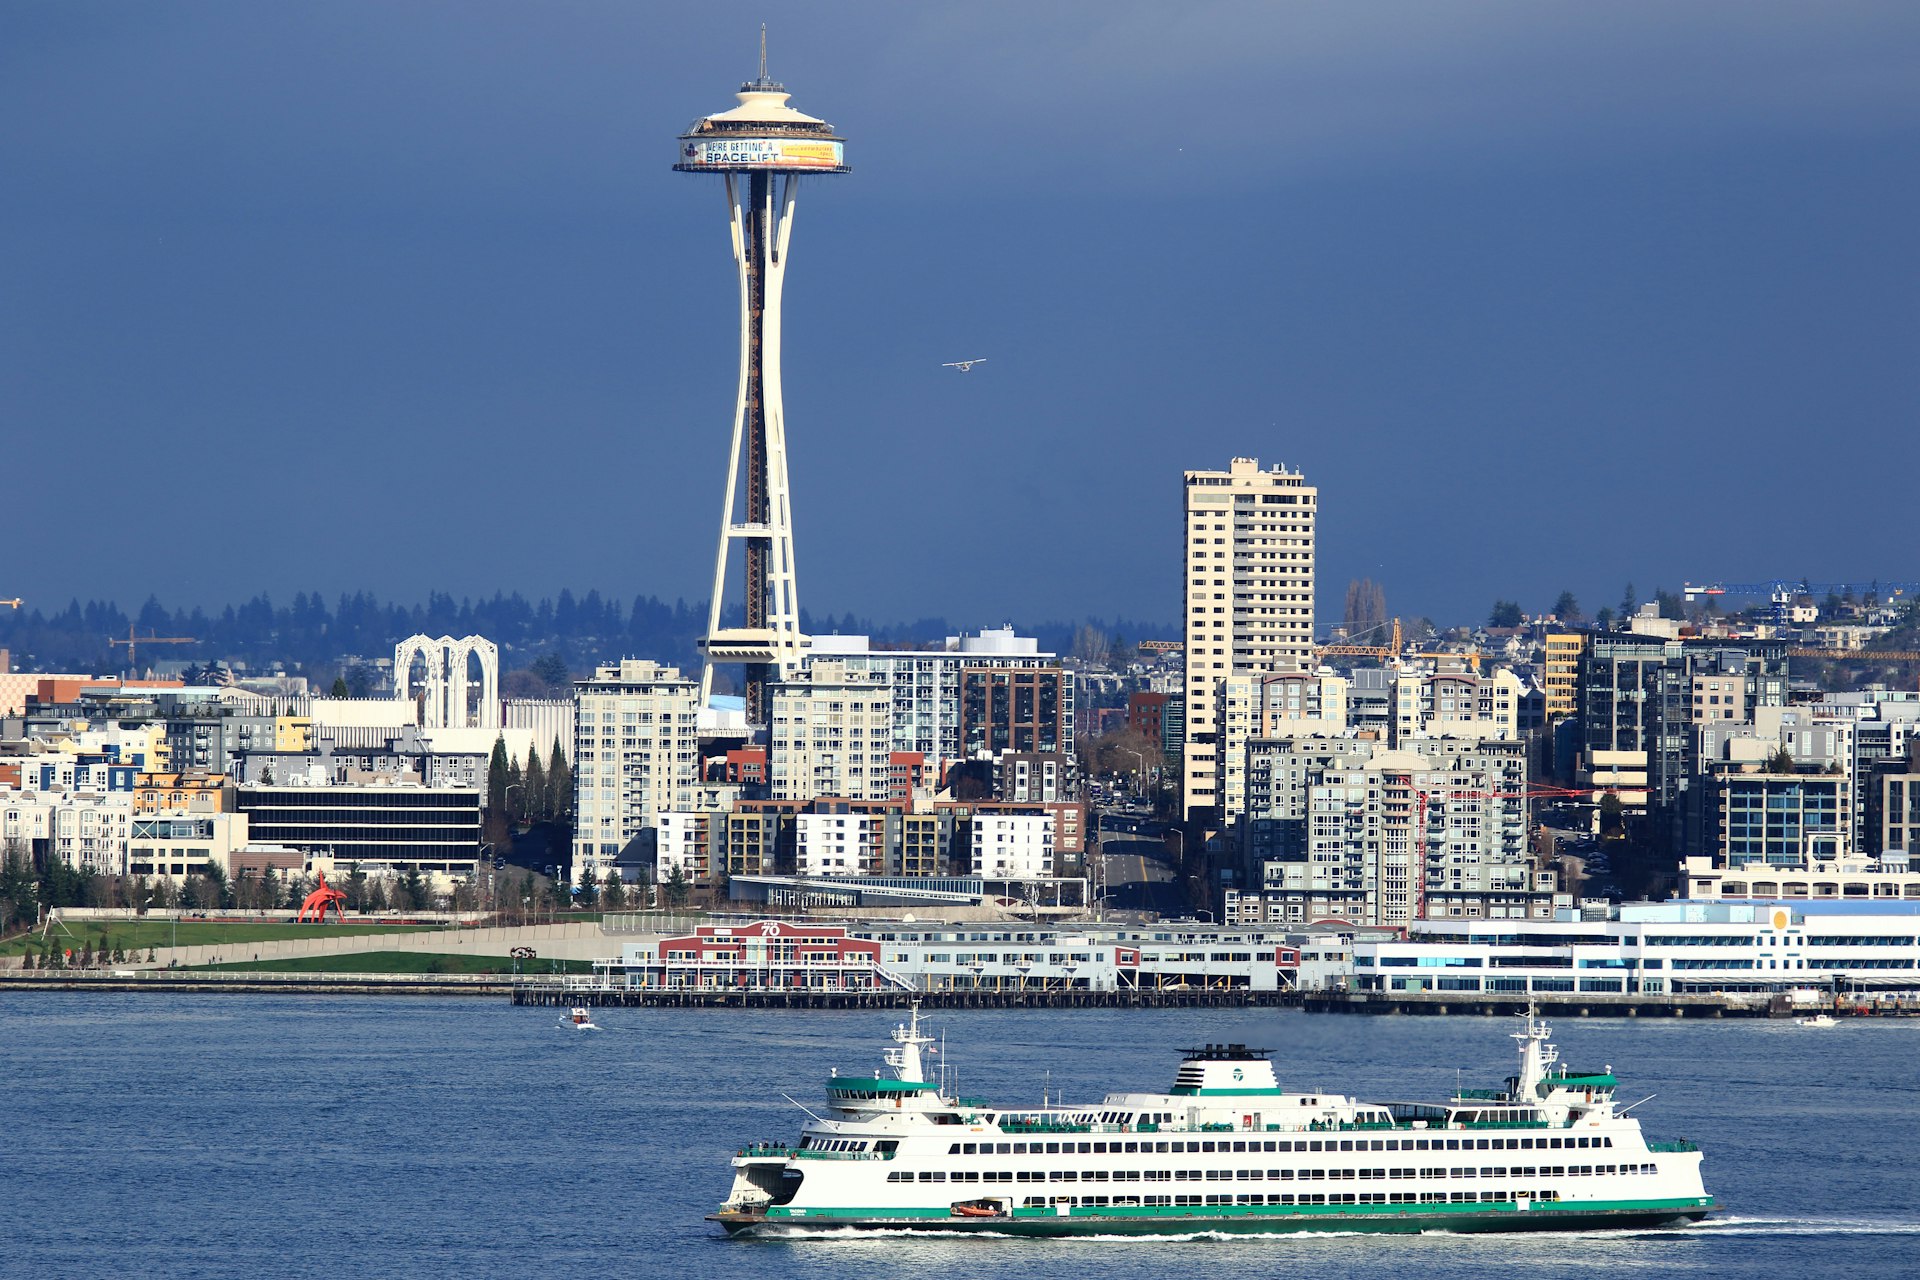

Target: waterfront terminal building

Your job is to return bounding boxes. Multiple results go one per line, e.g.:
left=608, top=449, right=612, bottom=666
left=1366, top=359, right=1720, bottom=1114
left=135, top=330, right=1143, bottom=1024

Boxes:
left=1351, top=900, right=1920, bottom=997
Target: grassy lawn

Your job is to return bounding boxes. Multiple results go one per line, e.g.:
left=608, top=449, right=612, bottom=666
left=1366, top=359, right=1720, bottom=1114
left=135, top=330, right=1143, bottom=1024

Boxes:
left=186, top=951, right=596, bottom=976
left=0, top=920, right=445, bottom=959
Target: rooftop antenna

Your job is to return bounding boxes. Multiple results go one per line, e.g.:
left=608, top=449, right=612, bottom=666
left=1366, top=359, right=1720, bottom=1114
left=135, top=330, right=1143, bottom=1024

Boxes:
left=759, top=24, right=768, bottom=83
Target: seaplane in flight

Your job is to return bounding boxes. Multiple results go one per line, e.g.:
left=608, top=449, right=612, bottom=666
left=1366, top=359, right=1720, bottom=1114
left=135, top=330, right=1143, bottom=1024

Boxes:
left=941, top=358, right=987, bottom=372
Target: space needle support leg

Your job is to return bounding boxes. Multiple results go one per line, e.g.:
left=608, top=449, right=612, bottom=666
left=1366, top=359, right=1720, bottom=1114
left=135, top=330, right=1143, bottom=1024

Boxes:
left=763, top=173, right=800, bottom=677
left=702, top=172, right=754, bottom=708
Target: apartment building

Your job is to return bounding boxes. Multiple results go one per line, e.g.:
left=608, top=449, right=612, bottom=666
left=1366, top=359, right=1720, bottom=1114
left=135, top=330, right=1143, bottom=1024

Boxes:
left=572, top=659, right=703, bottom=884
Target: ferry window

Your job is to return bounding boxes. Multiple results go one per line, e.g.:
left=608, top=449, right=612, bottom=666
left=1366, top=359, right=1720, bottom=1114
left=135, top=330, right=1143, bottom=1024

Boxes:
left=1309, top=1141, right=1323, bottom=1152
left=1046, top=1143, right=1060, bottom=1153
left=963, top=1143, right=977, bottom=1154
left=1476, top=1139, right=1490, bottom=1150
left=1156, top=1142, right=1169, bottom=1153
left=1340, top=1140, right=1354, bottom=1152
left=1125, top=1142, right=1139, bottom=1153
left=1233, top=1141, right=1247, bottom=1152
left=1011, top=1143, right=1026, bottom=1155
left=998, top=1143, right=1012, bottom=1154
left=1603, top=1138, right=1613, bottom=1147
left=1093, top=1142, right=1107, bottom=1154
left=948, top=1143, right=961, bottom=1154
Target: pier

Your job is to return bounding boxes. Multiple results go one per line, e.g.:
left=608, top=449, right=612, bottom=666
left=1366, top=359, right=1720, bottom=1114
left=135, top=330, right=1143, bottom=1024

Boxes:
left=509, top=983, right=1298, bottom=1011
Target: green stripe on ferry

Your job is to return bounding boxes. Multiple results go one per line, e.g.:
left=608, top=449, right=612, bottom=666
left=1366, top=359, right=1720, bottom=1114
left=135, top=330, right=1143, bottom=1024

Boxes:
left=764, top=1196, right=1715, bottom=1222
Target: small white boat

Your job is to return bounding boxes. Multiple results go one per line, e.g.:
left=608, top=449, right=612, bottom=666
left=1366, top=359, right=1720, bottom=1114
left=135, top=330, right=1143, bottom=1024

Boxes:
left=1795, top=1013, right=1838, bottom=1028
left=565, top=1006, right=601, bottom=1031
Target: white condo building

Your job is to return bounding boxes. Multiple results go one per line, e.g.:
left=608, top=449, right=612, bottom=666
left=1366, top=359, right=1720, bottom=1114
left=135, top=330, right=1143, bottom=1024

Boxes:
left=1183, top=457, right=1316, bottom=821
left=795, top=810, right=884, bottom=877
left=971, top=812, right=1055, bottom=879
left=572, top=660, right=703, bottom=883
left=770, top=660, right=896, bottom=802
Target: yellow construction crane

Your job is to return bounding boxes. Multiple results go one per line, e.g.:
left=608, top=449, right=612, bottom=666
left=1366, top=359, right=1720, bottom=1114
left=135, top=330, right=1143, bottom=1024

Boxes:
left=0, top=598, right=21, bottom=609
left=1318, top=618, right=1403, bottom=661
left=106, top=626, right=198, bottom=670
left=1790, top=647, right=1920, bottom=664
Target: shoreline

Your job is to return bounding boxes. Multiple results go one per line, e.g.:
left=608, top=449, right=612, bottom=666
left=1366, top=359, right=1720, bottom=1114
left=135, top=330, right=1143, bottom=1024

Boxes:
left=8, top=974, right=1908, bottom=1019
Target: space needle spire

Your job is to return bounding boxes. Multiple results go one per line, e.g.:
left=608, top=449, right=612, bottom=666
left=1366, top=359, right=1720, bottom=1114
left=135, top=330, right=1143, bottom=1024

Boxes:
left=676, top=37, right=850, bottom=724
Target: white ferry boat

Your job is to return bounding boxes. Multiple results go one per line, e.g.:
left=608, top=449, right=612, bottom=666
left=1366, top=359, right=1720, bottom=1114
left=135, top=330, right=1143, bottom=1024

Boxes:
left=711, top=1006, right=1713, bottom=1237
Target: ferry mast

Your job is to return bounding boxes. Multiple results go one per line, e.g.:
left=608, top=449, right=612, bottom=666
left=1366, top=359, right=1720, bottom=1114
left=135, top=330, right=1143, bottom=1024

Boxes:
left=675, top=36, right=849, bottom=722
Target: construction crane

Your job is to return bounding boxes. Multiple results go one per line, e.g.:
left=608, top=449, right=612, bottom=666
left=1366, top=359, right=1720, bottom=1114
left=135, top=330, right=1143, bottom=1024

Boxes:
left=1318, top=618, right=1401, bottom=661
left=1790, top=647, right=1920, bottom=664
left=0, top=598, right=21, bottom=609
left=106, top=626, right=197, bottom=671
left=1137, top=640, right=1184, bottom=654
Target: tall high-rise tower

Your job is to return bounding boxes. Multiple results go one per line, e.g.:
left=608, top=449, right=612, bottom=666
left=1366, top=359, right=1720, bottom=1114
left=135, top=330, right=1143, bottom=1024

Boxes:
left=1181, top=456, right=1317, bottom=823
left=676, top=40, right=849, bottom=723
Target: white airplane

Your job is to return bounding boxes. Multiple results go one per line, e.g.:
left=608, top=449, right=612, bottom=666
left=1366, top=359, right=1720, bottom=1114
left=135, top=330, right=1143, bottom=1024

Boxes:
left=941, top=358, right=987, bottom=372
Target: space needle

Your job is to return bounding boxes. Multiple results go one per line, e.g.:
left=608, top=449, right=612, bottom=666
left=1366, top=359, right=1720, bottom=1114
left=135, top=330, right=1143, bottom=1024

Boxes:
left=676, top=35, right=849, bottom=723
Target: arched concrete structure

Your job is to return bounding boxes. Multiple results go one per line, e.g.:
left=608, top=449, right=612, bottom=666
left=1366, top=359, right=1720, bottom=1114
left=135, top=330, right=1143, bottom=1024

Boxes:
left=394, top=634, right=499, bottom=729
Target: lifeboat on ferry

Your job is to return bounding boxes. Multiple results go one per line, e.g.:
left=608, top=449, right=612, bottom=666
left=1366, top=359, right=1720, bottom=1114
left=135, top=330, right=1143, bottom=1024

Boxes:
left=950, top=1199, right=1007, bottom=1218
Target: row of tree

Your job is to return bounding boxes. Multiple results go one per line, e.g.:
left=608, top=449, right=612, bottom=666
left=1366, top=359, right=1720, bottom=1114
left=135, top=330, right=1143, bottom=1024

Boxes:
left=484, top=736, right=574, bottom=850
left=0, top=588, right=1179, bottom=682
left=0, top=847, right=453, bottom=929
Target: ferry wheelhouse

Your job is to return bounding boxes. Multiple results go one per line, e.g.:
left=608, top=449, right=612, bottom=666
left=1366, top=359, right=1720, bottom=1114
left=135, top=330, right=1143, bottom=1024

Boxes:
left=711, top=1007, right=1712, bottom=1237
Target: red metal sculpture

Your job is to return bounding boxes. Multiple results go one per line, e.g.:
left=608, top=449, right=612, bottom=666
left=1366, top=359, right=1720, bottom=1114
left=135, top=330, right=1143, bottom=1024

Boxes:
left=297, top=870, right=348, bottom=924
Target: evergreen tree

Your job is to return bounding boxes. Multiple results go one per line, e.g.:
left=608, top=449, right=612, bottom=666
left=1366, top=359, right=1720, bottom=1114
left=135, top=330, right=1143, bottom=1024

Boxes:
left=1552, top=591, right=1580, bottom=621
left=665, top=864, right=691, bottom=909
left=400, top=865, right=429, bottom=912
left=1620, top=583, right=1638, bottom=620
left=601, top=871, right=627, bottom=911
left=204, top=862, right=233, bottom=910
left=546, top=737, right=573, bottom=823
left=524, top=749, right=548, bottom=825
left=484, top=735, right=511, bottom=849
left=506, top=759, right=524, bottom=824
left=330, top=676, right=350, bottom=698
left=0, top=844, right=36, bottom=930
left=575, top=865, right=598, bottom=908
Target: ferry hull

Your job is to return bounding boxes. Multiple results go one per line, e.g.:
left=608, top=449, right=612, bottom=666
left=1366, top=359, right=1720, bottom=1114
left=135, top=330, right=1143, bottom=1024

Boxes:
left=711, top=1199, right=1716, bottom=1238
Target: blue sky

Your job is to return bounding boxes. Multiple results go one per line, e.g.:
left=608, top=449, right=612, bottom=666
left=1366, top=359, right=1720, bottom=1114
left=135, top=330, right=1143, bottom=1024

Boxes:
left=3, top=2, right=1916, bottom=629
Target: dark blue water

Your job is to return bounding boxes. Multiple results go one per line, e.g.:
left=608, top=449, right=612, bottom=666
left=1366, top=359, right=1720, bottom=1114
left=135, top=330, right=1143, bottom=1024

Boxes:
left=3, top=996, right=1916, bottom=1279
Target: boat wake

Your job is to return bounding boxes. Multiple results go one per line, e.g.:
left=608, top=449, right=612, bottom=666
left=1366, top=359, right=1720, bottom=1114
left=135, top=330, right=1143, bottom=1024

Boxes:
left=1679, top=1215, right=1920, bottom=1237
